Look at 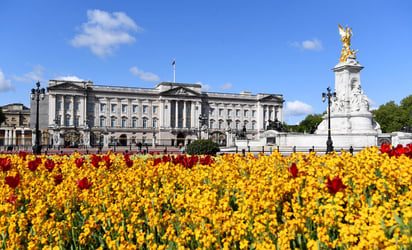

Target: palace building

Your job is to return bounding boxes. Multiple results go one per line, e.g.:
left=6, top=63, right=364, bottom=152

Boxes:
left=31, top=80, right=284, bottom=148
left=0, top=103, right=32, bottom=149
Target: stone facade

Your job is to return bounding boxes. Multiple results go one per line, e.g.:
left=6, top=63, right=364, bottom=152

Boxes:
left=34, top=80, right=284, bottom=148
left=0, top=103, right=32, bottom=148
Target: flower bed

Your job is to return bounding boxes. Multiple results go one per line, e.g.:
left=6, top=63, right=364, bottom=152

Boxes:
left=1, top=145, right=412, bottom=249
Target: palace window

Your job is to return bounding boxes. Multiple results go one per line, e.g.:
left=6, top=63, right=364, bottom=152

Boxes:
left=143, top=105, right=148, bottom=113
left=57, top=102, right=61, bottom=111
left=219, top=120, right=223, bottom=130
left=74, top=116, right=79, bottom=127
left=244, top=110, right=248, bottom=117
left=252, top=122, right=256, bottom=130
left=132, top=119, right=137, bottom=128
left=122, top=119, right=126, bottom=128
left=75, top=102, right=79, bottom=111
left=122, top=104, right=127, bottom=113
left=219, top=109, right=223, bottom=116
left=66, top=102, right=70, bottom=110
left=143, top=118, right=147, bottom=128
left=111, top=118, right=116, bottom=127
left=100, top=104, right=106, bottom=112
left=88, top=104, right=94, bottom=112
left=252, top=110, right=256, bottom=117
left=100, top=118, right=105, bottom=127
left=153, top=106, right=158, bottom=114
left=210, top=121, right=214, bottom=129
left=133, top=105, right=137, bottom=113
left=65, top=116, right=70, bottom=126
left=111, top=104, right=116, bottom=113
left=227, top=109, right=232, bottom=116
left=210, top=108, right=214, bottom=115
left=236, top=109, right=240, bottom=117
left=88, top=119, right=94, bottom=127
left=236, top=121, right=240, bottom=130
left=153, top=119, right=157, bottom=128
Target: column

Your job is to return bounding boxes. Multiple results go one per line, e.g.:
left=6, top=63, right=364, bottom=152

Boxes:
left=257, top=102, right=264, bottom=131
left=165, top=100, right=170, bottom=128
left=13, top=129, right=16, bottom=145
left=190, top=102, right=195, bottom=129
left=49, top=94, right=56, bottom=127
left=183, top=101, right=187, bottom=128
left=21, top=129, right=25, bottom=146
left=70, top=96, right=75, bottom=126
left=79, top=94, right=85, bottom=127
left=278, top=105, right=283, bottom=123
left=61, top=96, right=65, bottom=126
left=5, top=130, right=9, bottom=146
left=159, top=100, right=164, bottom=128
left=175, top=101, right=178, bottom=128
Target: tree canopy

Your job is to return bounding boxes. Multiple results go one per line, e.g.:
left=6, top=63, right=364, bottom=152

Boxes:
left=372, top=94, right=412, bottom=133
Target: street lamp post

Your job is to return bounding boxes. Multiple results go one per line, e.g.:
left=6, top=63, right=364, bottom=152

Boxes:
left=322, top=87, right=336, bottom=154
left=31, top=81, right=45, bottom=154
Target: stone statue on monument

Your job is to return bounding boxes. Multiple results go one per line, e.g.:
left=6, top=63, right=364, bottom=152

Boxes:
left=338, top=24, right=358, bottom=62
left=350, top=85, right=369, bottom=112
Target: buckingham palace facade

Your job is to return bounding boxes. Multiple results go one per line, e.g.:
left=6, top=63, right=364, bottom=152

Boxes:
left=31, top=80, right=284, bottom=148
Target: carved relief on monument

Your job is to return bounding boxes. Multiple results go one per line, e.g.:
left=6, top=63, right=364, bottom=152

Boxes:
left=350, top=85, right=369, bottom=113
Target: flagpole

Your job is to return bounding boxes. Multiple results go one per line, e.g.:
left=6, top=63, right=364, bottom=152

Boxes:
left=171, top=58, right=176, bottom=83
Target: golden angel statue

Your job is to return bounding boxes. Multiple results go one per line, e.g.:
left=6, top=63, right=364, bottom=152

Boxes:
left=338, top=24, right=358, bottom=62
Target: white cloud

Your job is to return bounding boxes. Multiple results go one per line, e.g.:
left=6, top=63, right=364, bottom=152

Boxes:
left=194, top=81, right=210, bottom=91
left=219, top=82, right=233, bottom=90
left=70, top=9, right=142, bottom=57
left=284, top=100, right=314, bottom=117
left=290, top=38, right=323, bottom=51
left=0, top=69, right=15, bottom=92
left=56, top=75, right=85, bottom=81
left=130, top=66, right=160, bottom=82
left=12, top=65, right=45, bottom=83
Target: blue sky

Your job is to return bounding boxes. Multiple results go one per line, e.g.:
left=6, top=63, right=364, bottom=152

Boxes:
left=0, top=0, right=411, bottom=124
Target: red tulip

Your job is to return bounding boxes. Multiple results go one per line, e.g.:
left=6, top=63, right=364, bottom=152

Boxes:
left=28, top=158, right=41, bottom=172
left=75, top=158, right=85, bottom=168
left=44, top=159, right=55, bottom=172
left=102, top=155, right=112, bottom=168
left=5, top=174, right=20, bottom=189
left=5, top=193, right=16, bottom=204
left=380, top=142, right=391, bottom=154
left=54, top=174, right=63, bottom=185
left=91, top=155, right=101, bottom=168
left=19, top=151, right=28, bottom=160
left=124, top=155, right=133, bottom=168
left=326, top=175, right=346, bottom=195
left=77, top=177, right=92, bottom=190
left=288, top=163, right=299, bottom=178
left=0, top=158, right=12, bottom=172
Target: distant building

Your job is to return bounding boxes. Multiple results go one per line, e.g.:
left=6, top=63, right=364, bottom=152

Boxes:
left=0, top=103, right=32, bottom=148
left=32, top=80, right=284, bottom=148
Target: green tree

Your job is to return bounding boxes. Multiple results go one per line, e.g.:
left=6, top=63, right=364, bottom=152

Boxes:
left=372, top=101, right=407, bottom=133
left=400, top=94, right=412, bottom=126
left=295, top=114, right=324, bottom=133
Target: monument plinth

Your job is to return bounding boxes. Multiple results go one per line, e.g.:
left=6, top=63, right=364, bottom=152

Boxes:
left=316, top=25, right=381, bottom=135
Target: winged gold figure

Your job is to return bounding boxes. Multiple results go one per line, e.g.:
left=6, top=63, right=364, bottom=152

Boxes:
left=338, top=24, right=357, bottom=62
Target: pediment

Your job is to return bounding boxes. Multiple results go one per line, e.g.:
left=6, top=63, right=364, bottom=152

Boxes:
left=259, top=95, right=284, bottom=103
left=48, top=82, right=86, bottom=90
left=160, top=86, right=200, bottom=97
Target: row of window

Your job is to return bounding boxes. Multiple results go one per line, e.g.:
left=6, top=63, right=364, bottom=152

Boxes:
left=209, top=120, right=256, bottom=130
left=210, top=108, right=256, bottom=117
left=57, top=102, right=159, bottom=115
left=56, top=116, right=158, bottom=128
